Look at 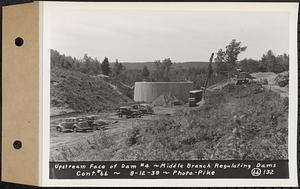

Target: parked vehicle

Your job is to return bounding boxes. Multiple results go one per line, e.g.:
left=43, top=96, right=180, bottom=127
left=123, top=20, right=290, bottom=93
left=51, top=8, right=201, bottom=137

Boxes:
left=83, top=115, right=112, bottom=130
left=139, top=103, right=154, bottom=114
left=236, top=71, right=254, bottom=85
left=85, top=115, right=98, bottom=127
left=236, top=78, right=250, bottom=85
left=92, top=119, right=109, bottom=130
left=117, top=106, right=142, bottom=118
left=131, top=104, right=154, bottom=115
left=275, top=72, right=288, bottom=87
left=131, top=104, right=144, bottom=115
left=189, top=90, right=203, bottom=107
left=56, top=117, right=93, bottom=132
left=85, top=115, right=98, bottom=121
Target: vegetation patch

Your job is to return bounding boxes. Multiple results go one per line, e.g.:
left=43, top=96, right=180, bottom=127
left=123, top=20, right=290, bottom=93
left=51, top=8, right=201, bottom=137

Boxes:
left=51, top=83, right=288, bottom=161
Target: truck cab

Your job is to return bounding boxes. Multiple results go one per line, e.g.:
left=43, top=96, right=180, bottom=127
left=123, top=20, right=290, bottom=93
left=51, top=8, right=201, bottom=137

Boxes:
left=117, top=106, right=142, bottom=118
left=131, top=103, right=154, bottom=115
left=189, top=90, right=203, bottom=107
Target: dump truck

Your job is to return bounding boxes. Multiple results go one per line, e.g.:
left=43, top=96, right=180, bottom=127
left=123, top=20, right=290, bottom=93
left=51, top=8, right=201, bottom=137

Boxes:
left=235, top=71, right=254, bottom=85
left=189, top=90, right=203, bottom=107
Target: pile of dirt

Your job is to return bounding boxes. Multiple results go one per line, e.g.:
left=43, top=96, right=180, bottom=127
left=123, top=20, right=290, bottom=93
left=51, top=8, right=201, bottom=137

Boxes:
left=151, top=92, right=183, bottom=107
left=251, top=72, right=277, bottom=85
left=207, top=79, right=232, bottom=91
left=51, top=67, right=133, bottom=116
left=222, top=83, right=264, bottom=98
left=103, top=77, right=134, bottom=99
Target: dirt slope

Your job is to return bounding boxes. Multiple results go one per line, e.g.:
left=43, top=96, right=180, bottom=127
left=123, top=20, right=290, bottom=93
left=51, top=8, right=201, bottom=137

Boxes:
left=207, top=79, right=233, bottom=91
left=51, top=67, right=133, bottom=116
left=251, top=72, right=277, bottom=85
left=207, top=72, right=288, bottom=98
left=50, top=82, right=288, bottom=161
left=251, top=72, right=288, bottom=98
left=151, top=92, right=183, bottom=106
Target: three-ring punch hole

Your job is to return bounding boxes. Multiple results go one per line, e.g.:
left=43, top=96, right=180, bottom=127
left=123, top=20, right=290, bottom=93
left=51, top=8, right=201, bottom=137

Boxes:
left=15, top=37, right=24, bottom=47
left=13, top=140, right=22, bottom=150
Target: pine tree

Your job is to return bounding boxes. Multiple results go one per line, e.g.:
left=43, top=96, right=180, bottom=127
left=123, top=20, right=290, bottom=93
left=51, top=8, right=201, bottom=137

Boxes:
left=142, top=66, right=150, bottom=78
left=101, top=57, right=111, bottom=76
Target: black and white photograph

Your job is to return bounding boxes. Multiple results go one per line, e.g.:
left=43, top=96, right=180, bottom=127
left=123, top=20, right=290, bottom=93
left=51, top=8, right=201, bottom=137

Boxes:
left=41, top=1, right=298, bottom=186
left=49, top=2, right=290, bottom=161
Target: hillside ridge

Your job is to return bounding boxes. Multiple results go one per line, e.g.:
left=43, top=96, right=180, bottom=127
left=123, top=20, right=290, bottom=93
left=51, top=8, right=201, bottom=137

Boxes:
left=50, top=67, right=133, bottom=116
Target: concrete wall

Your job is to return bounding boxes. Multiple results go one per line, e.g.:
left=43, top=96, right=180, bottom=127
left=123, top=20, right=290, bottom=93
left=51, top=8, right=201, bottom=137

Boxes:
left=134, top=82, right=193, bottom=102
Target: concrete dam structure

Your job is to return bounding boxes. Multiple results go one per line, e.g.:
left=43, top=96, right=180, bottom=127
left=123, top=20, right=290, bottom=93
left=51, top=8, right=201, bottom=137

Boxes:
left=134, top=82, right=193, bottom=102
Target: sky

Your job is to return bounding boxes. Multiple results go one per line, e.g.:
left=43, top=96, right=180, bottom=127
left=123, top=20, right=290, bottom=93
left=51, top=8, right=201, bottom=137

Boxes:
left=45, top=2, right=290, bottom=62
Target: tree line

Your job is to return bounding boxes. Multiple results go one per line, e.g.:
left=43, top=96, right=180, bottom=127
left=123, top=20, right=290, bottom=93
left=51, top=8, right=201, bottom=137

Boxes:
left=51, top=49, right=124, bottom=77
left=51, top=39, right=289, bottom=89
left=214, top=39, right=289, bottom=74
left=51, top=49, right=210, bottom=89
left=117, top=59, right=226, bottom=89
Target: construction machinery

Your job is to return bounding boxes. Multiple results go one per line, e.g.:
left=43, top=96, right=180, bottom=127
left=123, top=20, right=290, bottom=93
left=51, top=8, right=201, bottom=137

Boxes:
left=203, top=53, right=214, bottom=92
left=188, top=53, right=214, bottom=107
left=235, top=71, right=254, bottom=85
left=188, top=90, right=203, bottom=107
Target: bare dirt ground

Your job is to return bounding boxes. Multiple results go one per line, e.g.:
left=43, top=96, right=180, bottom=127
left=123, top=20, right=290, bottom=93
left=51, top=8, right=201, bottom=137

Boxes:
left=251, top=72, right=288, bottom=98
left=207, top=72, right=288, bottom=98
left=50, top=105, right=182, bottom=160
left=50, top=73, right=288, bottom=161
left=207, top=79, right=233, bottom=91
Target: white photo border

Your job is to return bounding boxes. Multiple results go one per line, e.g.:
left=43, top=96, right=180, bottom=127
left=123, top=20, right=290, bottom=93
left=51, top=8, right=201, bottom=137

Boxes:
left=40, top=1, right=299, bottom=187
